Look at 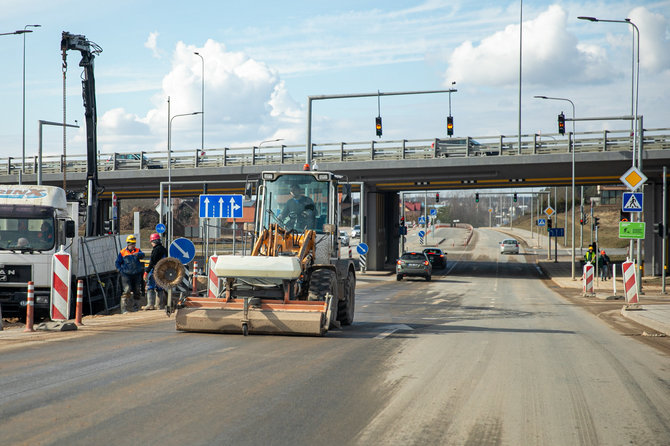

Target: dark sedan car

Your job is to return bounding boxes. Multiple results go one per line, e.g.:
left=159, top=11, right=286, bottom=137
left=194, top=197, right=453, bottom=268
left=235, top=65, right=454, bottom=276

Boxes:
left=396, top=252, right=432, bottom=281
left=423, top=247, right=447, bottom=269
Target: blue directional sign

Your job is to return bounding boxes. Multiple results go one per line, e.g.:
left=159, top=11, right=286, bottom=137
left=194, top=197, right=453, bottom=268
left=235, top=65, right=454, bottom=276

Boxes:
left=356, top=243, right=369, bottom=255
left=430, top=209, right=437, bottom=216
left=155, top=223, right=166, bottom=234
left=169, top=237, right=196, bottom=265
left=537, top=218, right=546, bottom=227
left=418, top=216, right=426, bottom=224
left=418, top=230, right=426, bottom=238
left=199, top=194, right=243, bottom=219
left=622, top=192, right=643, bottom=213
left=549, top=228, right=564, bottom=237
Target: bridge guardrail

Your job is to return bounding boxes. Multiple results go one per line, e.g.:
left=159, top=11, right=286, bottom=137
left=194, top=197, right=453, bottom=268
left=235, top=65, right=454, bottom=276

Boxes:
left=6, top=127, right=669, bottom=176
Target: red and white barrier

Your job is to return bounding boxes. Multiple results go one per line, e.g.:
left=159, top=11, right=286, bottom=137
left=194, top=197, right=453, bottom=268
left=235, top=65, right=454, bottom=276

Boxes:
left=24, top=281, right=35, bottom=332
left=51, top=251, right=71, bottom=321
left=208, top=256, right=219, bottom=298
left=75, top=280, right=84, bottom=326
left=622, top=260, right=638, bottom=304
left=583, top=262, right=594, bottom=294
left=348, top=248, right=352, bottom=259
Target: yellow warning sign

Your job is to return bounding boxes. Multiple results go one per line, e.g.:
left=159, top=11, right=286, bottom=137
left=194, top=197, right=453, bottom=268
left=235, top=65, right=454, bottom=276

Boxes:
left=620, top=166, right=647, bottom=191
left=544, top=206, right=555, bottom=217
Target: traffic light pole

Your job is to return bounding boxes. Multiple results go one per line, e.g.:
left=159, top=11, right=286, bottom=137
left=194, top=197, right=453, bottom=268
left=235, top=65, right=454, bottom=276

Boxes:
left=305, top=88, right=457, bottom=166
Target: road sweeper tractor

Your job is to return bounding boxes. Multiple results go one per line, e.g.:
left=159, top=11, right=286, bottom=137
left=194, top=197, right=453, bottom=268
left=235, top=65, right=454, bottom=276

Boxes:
left=174, top=170, right=356, bottom=336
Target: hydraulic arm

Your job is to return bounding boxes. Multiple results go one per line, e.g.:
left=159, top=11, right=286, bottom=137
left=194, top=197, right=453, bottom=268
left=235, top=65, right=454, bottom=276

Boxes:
left=61, top=32, right=103, bottom=236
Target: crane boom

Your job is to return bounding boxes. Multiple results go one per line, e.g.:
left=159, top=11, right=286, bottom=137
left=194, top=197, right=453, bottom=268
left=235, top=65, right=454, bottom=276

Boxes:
left=61, top=31, right=103, bottom=236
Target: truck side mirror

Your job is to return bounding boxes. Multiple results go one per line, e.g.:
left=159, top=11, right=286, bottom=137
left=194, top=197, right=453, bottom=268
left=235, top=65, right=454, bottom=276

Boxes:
left=65, top=220, right=76, bottom=238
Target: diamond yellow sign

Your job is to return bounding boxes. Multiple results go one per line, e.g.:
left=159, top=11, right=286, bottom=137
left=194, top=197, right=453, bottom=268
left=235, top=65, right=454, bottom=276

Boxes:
left=620, top=166, right=647, bottom=191
left=544, top=206, right=555, bottom=217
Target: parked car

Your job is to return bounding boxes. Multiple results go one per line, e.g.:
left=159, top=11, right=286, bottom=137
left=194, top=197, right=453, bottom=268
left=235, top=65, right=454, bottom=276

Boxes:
left=350, top=224, right=360, bottom=239
left=396, top=252, right=432, bottom=281
left=500, top=238, right=520, bottom=254
left=339, top=230, right=349, bottom=246
left=105, top=153, right=161, bottom=169
left=422, top=247, right=447, bottom=269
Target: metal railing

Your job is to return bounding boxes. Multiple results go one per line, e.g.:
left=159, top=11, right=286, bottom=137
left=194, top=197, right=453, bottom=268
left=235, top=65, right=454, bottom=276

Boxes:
left=6, top=128, right=669, bottom=175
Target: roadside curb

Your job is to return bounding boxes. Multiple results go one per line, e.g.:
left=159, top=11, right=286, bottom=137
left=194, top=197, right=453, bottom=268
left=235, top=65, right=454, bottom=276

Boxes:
left=621, top=305, right=670, bottom=336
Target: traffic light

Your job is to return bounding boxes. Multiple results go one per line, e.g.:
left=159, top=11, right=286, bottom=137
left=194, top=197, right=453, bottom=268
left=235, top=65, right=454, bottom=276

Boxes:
left=619, top=211, right=628, bottom=222
left=654, top=223, right=665, bottom=238
left=547, top=218, right=552, bottom=229
left=375, top=116, right=382, bottom=137
left=513, top=193, right=517, bottom=203
left=475, top=193, right=479, bottom=203
left=580, top=217, right=584, bottom=225
left=447, top=115, right=454, bottom=136
left=558, top=112, right=565, bottom=135
left=435, top=192, right=440, bottom=203
left=399, top=216, right=407, bottom=235
left=593, top=217, right=600, bottom=229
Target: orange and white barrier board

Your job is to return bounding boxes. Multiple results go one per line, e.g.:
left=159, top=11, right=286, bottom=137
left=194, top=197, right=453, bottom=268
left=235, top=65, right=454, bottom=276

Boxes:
left=75, top=280, right=84, bottom=326
left=622, top=260, right=638, bottom=304
left=24, top=281, right=35, bottom=332
left=583, top=262, right=594, bottom=294
left=208, top=255, right=219, bottom=298
left=51, top=251, right=71, bottom=321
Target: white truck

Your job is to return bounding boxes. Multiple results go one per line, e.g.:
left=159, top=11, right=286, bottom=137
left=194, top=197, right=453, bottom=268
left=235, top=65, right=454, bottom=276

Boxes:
left=0, top=185, right=123, bottom=320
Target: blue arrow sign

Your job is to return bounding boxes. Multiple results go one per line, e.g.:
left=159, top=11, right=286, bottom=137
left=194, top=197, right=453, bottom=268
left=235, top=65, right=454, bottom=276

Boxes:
left=549, top=228, right=564, bottom=237
left=622, top=192, right=643, bottom=213
left=155, top=223, right=166, bottom=234
left=430, top=209, right=437, bottom=216
left=418, top=230, right=425, bottom=238
left=199, top=194, right=243, bottom=219
left=169, top=238, right=196, bottom=264
left=356, top=243, right=369, bottom=255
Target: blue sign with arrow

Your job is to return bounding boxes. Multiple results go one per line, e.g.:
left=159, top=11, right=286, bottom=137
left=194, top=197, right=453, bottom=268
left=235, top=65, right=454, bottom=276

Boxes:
left=199, top=194, right=243, bottom=219
left=155, top=223, right=166, bottom=234
left=356, top=243, right=369, bottom=255
left=169, top=237, right=196, bottom=264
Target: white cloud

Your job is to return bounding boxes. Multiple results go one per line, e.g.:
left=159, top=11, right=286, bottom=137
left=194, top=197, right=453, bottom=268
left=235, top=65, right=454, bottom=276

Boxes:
left=630, top=6, right=670, bottom=72
left=98, top=39, right=303, bottom=152
left=144, top=32, right=163, bottom=59
left=445, top=5, right=610, bottom=87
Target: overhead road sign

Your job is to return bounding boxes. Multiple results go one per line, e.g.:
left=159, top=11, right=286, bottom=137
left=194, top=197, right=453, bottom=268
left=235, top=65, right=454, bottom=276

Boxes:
left=619, top=222, right=646, bottom=239
left=622, top=192, right=643, bottom=213
left=199, top=194, right=243, bottom=219
left=620, top=166, right=647, bottom=191
left=169, top=238, right=196, bottom=264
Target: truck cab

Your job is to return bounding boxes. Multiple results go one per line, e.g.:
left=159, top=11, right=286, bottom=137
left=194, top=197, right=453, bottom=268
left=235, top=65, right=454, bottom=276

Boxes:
left=0, top=186, right=75, bottom=317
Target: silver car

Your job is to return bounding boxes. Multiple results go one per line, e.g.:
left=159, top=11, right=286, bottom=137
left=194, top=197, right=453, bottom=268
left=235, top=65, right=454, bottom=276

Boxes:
left=350, top=225, right=360, bottom=239
left=396, top=252, right=432, bottom=281
left=339, top=230, right=349, bottom=246
left=500, top=238, right=519, bottom=254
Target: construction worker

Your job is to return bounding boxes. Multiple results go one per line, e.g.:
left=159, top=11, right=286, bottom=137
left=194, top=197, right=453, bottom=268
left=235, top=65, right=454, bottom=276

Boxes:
left=142, top=233, right=168, bottom=310
left=598, top=250, right=611, bottom=281
left=115, top=235, right=145, bottom=313
left=584, top=245, right=596, bottom=264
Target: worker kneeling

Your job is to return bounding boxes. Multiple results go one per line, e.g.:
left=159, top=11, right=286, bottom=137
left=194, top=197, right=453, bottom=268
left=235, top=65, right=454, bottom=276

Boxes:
left=115, top=235, right=145, bottom=313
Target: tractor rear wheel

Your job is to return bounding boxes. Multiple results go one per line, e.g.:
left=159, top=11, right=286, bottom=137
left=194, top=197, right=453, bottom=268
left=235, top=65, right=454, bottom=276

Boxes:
left=337, top=269, right=355, bottom=326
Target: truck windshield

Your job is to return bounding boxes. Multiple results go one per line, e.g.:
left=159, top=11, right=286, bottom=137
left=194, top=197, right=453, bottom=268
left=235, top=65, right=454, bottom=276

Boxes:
left=0, top=215, right=56, bottom=251
left=263, top=175, right=330, bottom=233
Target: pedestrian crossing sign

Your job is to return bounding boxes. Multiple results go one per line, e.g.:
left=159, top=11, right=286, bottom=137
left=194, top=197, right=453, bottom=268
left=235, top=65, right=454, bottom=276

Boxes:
left=622, top=192, right=643, bottom=213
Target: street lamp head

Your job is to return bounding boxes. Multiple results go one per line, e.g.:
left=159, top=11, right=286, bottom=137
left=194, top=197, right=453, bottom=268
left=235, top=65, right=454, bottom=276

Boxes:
left=578, top=16, right=598, bottom=22
left=194, top=51, right=200, bottom=55
left=534, top=95, right=548, bottom=99
left=15, top=30, right=33, bottom=34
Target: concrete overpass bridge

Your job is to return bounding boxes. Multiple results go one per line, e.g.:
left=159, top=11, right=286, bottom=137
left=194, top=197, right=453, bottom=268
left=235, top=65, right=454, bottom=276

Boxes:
left=3, top=127, right=669, bottom=271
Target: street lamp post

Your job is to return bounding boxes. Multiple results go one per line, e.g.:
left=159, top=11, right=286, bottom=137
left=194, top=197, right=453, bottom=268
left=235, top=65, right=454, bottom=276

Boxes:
left=22, top=25, right=40, bottom=176
left=166, top=111, right=202, bottom=244
left=193, top=52, right=204, bottom=154
left=579, top=15, right=642, bottom=285
left=534, top=95, right=576, bottom=279
left=0, top=30, right=32, bottom=36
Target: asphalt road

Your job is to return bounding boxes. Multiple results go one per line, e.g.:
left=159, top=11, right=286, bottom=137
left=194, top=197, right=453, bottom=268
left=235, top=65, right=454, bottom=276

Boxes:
left=2, top=227, right=670, bottom=445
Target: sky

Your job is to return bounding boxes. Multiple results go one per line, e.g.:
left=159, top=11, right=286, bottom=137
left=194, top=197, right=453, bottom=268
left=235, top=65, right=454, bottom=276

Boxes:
left=0, top=0, right=668, bottom=163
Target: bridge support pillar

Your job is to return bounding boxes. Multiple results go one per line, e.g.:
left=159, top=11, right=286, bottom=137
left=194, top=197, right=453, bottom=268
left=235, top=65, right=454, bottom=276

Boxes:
left=363, top=186, right=400, bottom=271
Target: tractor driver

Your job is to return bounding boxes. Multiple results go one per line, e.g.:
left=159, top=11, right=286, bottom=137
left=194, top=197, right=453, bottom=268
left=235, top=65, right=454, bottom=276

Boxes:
left=279, top=184, right=316, bottom=230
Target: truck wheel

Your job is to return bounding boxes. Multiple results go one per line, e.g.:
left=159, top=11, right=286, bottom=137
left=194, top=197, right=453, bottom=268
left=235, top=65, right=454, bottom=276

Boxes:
left=308, top=269, right=335, bottom=302
left=337, top=269, right=355, bottom=326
